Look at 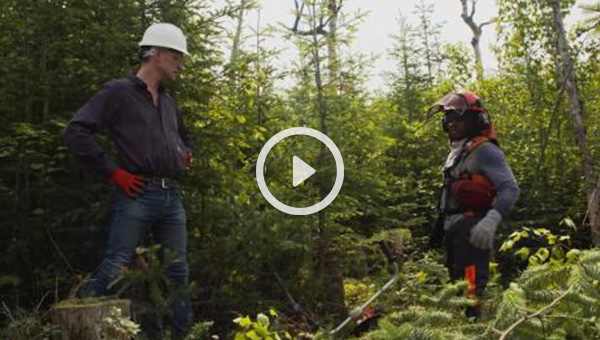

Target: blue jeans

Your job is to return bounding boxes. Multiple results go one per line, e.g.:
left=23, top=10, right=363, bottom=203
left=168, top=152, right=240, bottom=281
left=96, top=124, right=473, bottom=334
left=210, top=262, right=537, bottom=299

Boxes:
left=83, top=183, right=191, bottom=335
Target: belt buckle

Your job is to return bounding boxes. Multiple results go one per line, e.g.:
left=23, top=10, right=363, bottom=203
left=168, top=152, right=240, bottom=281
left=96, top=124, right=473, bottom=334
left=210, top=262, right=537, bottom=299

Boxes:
left=161, top=178, right=167, bottom=189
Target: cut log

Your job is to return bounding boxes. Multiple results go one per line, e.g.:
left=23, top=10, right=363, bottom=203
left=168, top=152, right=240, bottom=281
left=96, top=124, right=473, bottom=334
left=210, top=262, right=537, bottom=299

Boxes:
left=50, top=298, right=133, bottom=340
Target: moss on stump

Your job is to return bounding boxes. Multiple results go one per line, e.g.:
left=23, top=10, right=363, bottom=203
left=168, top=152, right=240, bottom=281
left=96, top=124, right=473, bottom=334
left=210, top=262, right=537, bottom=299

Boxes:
left=50, top=298, right=133, bottom=340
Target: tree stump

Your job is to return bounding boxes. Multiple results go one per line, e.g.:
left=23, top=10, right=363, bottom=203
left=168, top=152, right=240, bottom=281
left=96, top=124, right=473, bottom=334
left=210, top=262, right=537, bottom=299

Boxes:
left=50, top=298, right=133, bottom=340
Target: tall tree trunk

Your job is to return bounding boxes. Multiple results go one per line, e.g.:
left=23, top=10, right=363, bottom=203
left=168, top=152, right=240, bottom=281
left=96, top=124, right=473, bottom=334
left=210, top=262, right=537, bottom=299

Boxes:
left=255, top=8, right=263, bottom=125
left=228, top=0, right=248, bottom=170
left=418, top=0, right=433, bottom=86
left=310, top=0, right=346, bottom=319
left=290, top=0, right=347, bottom=318
left=326, top=0, right=339, bottom=85
left=24, top=37, right=32, bottom=123
left=550, top=0, right=600, bottom=245
left=459, top=0, right=490, bottom=81
left=230, top=0, right=247, bottom=65
left=41, top=38, right=50, bottom=122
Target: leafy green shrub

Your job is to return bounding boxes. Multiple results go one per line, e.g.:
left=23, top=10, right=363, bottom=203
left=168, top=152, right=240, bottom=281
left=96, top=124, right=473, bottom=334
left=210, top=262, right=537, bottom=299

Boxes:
left=115, top=244, right=190, bottom=338
left=0, top=304, right=60, bottom=340
left=344, top=280, right=377, bottom=308
left=96, top=306, right=140, bottom=340
left=500, top=227, right=572, bottom=266
left=184, top=321, right=215, bottom=340
left=233, top=309, right=292, bottom=340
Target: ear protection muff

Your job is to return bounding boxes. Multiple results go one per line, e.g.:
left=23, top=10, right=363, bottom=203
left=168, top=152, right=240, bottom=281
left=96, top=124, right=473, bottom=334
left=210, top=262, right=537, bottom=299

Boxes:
left=476, top=110, right=491, bottom=130
left=467, top=95, right=491, bottom=131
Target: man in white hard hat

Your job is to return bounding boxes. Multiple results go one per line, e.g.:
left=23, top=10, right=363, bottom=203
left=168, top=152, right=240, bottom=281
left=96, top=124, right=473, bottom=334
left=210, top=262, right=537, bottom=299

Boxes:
left=64, top=22, right=193, bottom=337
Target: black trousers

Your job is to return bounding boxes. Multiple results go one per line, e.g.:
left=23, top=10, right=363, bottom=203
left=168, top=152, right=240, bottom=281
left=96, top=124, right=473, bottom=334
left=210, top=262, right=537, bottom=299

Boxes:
left=444, top=216, right=490, bottom=299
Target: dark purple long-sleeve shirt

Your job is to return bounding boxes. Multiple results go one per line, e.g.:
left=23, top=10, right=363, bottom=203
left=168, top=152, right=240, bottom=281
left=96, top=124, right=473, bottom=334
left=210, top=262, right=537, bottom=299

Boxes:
left=64, top=75, right=192, bottom=179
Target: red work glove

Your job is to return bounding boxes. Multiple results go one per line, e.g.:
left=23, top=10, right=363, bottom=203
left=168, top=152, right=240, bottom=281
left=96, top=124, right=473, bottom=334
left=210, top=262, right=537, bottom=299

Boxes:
left=111, top=168, right=147, bottom=198
left=184, top=150, right=193, bottom=169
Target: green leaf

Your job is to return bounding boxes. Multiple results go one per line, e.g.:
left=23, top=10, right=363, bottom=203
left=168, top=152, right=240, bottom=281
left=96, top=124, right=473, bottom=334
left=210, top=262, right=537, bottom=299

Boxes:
left=561, top=217, right=577, bottom=230
left=566, top=249, right=581, bottom=263
left=515, top=247, right=530, bottom=260
left=509, top=231, right=521, bottom=239
left=416, top=271, right=427, bottom=282
left=552, top=246, right=565, bottom=261
left=512, top=232, right=522, bottom=242
left=500, top=240, right=515, bottom=252
left=246, top=330, right=260, bottom=340
left=254, top=325, right=271, bottom=337
left=236, top=115, right=247, bottom=124
left=535, top=248, right=550, bottom=263
left=257, top=313, right=270, bottom=327
left=234, top=316, right=252, bottom=328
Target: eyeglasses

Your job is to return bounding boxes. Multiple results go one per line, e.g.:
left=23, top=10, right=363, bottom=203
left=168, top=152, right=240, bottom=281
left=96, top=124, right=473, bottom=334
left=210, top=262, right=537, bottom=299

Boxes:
left=162, top=48, right=184, bottom=65
left=442, top=110, right=468, bottom=128
left=444, top=109, right=465, bottom=118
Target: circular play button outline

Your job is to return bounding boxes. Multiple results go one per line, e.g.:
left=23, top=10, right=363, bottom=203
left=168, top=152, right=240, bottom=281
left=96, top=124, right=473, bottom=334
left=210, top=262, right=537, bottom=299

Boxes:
left=256, top=127, right=344, bottom=216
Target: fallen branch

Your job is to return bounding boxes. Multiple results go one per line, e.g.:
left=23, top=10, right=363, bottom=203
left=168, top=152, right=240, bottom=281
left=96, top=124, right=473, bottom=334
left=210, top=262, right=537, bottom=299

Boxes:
left=497, top=286, right=573, bottom=340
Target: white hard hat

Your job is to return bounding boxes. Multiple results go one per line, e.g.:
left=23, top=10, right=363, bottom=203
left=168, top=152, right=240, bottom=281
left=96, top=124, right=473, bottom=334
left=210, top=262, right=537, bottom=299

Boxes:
left=139, top=23, right=189, bottom=56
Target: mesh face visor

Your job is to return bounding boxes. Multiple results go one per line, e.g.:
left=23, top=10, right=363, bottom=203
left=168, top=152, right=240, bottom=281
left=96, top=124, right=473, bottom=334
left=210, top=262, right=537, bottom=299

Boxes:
left=426, top=93, right=471, bottom=118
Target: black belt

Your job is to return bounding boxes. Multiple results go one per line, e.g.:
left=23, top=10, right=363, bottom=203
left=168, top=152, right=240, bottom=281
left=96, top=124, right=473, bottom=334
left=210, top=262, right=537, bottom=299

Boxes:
left=147, top=177, right=178, bottom=189
left=444, top=207, right=489, bottom=218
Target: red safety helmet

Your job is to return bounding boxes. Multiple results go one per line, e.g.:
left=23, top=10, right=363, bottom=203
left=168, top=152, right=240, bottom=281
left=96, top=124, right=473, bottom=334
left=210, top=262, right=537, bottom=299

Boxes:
left=427, top=91, right=497, bottom=141
left=427, top=91, right=485, bottom=116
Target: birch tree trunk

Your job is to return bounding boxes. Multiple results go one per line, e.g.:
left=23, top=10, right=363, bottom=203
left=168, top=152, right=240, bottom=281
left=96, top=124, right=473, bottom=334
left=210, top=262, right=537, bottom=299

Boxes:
left=549, top=0, right=600, bottom=245
left=459, top=0, right=490, bottom=81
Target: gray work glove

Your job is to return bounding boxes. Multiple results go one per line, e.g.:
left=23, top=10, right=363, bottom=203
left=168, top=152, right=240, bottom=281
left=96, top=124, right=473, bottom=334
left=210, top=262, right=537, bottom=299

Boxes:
left=469, top=209, right=502, bottom=250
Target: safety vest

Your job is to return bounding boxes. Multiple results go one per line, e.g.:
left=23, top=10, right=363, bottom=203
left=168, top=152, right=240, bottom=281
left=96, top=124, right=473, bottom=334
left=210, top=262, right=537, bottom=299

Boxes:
left=439, top=136, right=497, bottom=216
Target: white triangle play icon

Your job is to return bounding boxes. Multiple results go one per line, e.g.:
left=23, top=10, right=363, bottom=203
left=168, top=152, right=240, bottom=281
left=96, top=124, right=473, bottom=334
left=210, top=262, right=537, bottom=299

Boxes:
left=293, top=156, right=316, bottom=187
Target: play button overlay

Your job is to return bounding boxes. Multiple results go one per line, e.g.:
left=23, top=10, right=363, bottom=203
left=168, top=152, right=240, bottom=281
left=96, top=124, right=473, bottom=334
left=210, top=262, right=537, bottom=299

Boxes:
left=292, top=156, right=316, bottom=187
left=256, top=127, right=344, bottom=215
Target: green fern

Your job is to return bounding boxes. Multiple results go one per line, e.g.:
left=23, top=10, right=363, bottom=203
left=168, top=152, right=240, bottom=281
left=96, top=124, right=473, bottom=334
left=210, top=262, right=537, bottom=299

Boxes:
left=491, top=249, right=600, bottom=340
left=359, top=249, right=600, bottom=340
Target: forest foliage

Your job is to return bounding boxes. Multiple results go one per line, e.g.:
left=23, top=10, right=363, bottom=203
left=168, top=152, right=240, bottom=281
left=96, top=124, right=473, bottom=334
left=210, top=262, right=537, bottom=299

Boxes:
left=1, top=0, right=600, bottom=339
